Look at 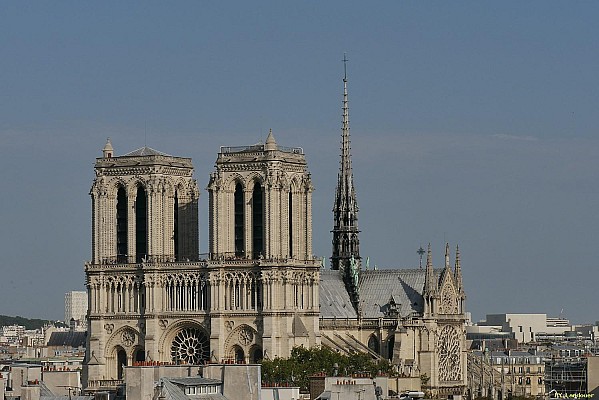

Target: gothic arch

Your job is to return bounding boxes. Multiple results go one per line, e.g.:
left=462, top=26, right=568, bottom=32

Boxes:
left=368, top=334, right=380, bottom=355
left=223, top=174, right=245, bottom=192
left=105, top=326, right=141, bottom=355
left=289, top=177, right=301, bottom=193
left=106, top=178, right=129, bottom=198
left=246, top=173, right=264, bottom=189
left=127, top=178, right=147, bottom=197
left=224, top=324, right=258, bottom=361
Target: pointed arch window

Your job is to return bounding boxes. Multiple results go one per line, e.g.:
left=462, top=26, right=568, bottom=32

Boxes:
left=116, top=187, right=128, bottom=263
left=135, top=186, right=148, bottom=262
left=288, top=190, right=293, bottom=258
left=368, top=335, right=380, bottom=355
left=387, top=335, right=395, bottom=361
left=234, top=183, right=245, bottom=257
left=174, top=189, right=179, bottom=260
left=252, top=182, right=263, bottom=259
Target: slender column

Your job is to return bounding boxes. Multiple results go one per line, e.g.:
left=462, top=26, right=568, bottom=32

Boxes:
left=305, top=185, right=313, bottom=259
left=162, top=283, right=167, bottom=312
left=183, top=281, right=188, bottom=311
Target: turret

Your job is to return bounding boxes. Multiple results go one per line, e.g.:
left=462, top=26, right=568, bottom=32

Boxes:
left=102, top=138, right=113, bottom=158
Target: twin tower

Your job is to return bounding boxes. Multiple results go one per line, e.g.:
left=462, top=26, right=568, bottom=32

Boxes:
left=85, top=130, right=319, bottom=385
left=90, top=129, right=313, bottom=265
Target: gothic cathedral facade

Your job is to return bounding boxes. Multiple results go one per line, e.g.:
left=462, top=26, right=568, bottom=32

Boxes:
left=84, top=73, right=467, bottom=396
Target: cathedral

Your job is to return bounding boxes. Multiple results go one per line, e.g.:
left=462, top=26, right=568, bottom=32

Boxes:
left=83, top=71, right=467, bottom=396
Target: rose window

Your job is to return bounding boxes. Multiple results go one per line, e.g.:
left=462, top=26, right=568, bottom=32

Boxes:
left=171, top=327, right=210, bottom=364
left=239, top=328, right=254, bottom=346
left=122, top=329, right=135, bottom=347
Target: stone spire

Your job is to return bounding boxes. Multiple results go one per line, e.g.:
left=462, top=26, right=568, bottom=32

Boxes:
left=331, top=54, right=361, bottom=273
left=454, top=244, right=463, bottom=292
left=444, top=242, right=451, bottom=270
left=265, top=129, right=277, bottom=151
left=424, top=243, right=436, bottom=295
left=331, top=55, right=361, bottom=312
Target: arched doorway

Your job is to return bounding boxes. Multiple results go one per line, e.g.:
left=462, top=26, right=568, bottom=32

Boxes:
left=250, top=346, right=263, bottom=363
left=134, top=347, right=145, bottom=363
left=116, top=347, right=127, bottom=379
left=233, top=346, right=245, bottom=363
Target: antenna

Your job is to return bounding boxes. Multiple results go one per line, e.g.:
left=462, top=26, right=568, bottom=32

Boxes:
left=343, top=52, right=348, bottom=81
left=417, top=246, right=425, bottom=268
left=144, top=120, right=147, bottom=147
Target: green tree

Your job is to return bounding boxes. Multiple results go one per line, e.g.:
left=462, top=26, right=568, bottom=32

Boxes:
left=261, top=346, right=394, bottom=392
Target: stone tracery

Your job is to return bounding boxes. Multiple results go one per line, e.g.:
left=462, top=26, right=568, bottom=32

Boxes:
left=437, top=325, right=462, bottom=382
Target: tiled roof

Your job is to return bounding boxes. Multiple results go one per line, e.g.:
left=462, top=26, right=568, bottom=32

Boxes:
left=122, top=146, right=170, bottom=157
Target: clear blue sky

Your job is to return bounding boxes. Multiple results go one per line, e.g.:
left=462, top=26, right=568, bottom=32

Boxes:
left=1, top=2, right=598, bottom=323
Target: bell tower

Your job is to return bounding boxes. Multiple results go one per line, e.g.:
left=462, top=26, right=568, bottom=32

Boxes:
left=90, top=140, right=199, bottom=263
left=207, top=129, right=314, bottom=260
left=206, top=131, right=321, bottom=359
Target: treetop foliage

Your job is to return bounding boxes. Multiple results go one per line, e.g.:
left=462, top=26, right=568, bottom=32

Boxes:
left=261, top=346, right=394, bottom=392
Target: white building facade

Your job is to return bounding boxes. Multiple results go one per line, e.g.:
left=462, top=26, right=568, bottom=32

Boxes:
left=65, top=291, right=88, bottom=324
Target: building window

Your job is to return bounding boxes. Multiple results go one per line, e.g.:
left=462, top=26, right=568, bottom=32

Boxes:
left=368, top=335, right=380, bottom=355
left=234, top=183, right=245, bottom=257
left=174, top=190, right=179, bottom=260
left=252, top=182, right=263, bottom=259
left=288, top=191, right=293, bottom=258
left=135, top=186, right=148, bottom=262
left=116, top=187, right=128, bottom=261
